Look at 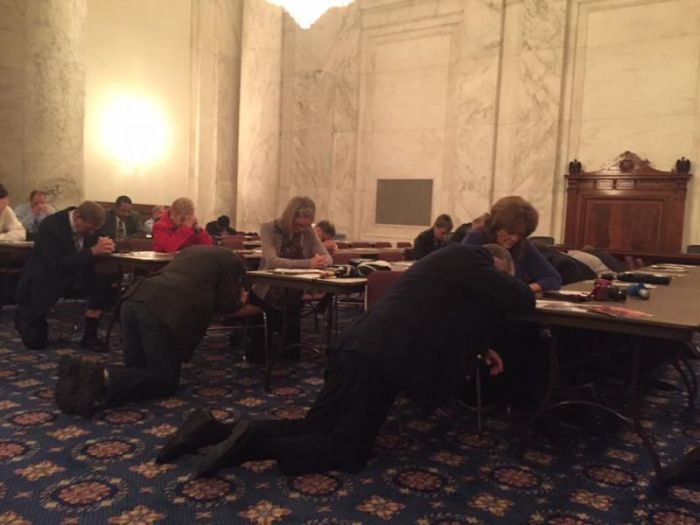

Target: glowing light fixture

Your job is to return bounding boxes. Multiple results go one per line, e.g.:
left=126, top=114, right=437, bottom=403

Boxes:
left=267, top=0, right=355, bottom=29
left=99, top=95, right=168, bottom=171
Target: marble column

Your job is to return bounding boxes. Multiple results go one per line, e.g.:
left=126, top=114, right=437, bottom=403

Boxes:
left=278, top=2, right=360, bottom=238
left=493, top=0, right=567, bottom=238
left=0, top=0, right=86, bottom=209
left=236, top=0, right=283, bottom=232
left=449, top=0, right=507, bottom=227
left=189, top=0, right=243, bottom=225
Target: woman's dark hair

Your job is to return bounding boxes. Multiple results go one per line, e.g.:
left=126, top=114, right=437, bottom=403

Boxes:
left=433, top=214, right=453, bottom=231
left=315, top=220, right=336, bottom=238
left=486, top=196, right=539, bottom=237
left=477, top=196, right=540, bottom=258
left=0, top=184, right=8, bottom=199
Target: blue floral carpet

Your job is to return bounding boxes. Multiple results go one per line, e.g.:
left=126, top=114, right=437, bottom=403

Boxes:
left=0, top=304, right=699, bottom=524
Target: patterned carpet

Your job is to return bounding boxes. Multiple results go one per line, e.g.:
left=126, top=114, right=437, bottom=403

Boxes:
left=0, top=303, right=699, bottom=525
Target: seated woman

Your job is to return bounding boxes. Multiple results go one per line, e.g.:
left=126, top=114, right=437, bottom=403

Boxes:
left=248, top=196, right=332, bottom=363
left=462, top=196, right=561, bottom=292
left=153, top=198, right=212, bottom=253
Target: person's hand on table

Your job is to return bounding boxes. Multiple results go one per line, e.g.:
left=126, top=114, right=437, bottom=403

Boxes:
left=310, top=254, right=327, bottom=269
left=91, top=236, right=116, bottom=256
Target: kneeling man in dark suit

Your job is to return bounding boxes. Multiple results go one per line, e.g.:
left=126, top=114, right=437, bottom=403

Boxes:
left=15, top=201, right=116, bottom=350
left=55, top=245, right=247, bottom=418
left=156, top=243, right=535, bottom=476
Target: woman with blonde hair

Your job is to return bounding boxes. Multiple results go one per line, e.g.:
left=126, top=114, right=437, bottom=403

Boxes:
left=248, top=196, right=332, bottom=362
left=462, top=196, right=561, bottom=292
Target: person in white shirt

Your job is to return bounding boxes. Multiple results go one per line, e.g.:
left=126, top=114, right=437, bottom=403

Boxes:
left=14, top=190, right=55, bottom=237
left=0, top=184, right=27, bottom=241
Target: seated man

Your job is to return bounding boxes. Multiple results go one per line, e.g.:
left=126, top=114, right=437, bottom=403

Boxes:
left=55, top=246, right=247, bottom=418
left=99, top=195, right=143, bottom=241
left=157, top=243, right=534, bottom=476
left=14, top=201, right=115, bottom=350
left=14, top=190, right=55, bottom=239
left=153, top=197, right=212, bottom=253
left=314, top=220, right=337, bottom=255
left=413, top=214, right=453, bottom=259
left=0, top=184, right=27, bottom=241
left=205, top=215, right=238, bottom=238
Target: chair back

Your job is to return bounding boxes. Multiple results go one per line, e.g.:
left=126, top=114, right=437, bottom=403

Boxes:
left=124, top=237, right=153, bottom=251
left=331, top=252, right=354, bottom=265
left=374, top=241, right=392, bottom=248
left=336, top=241, right=352, bottom=249
left=396, top=241, right=412, bottom=248
left=687, top=245, right=700, bottom=254
left=365, top=270, right=403, bottom=310
left=378, top=251, right=404, bottom=262
left=221, top=236, right=245, bottom=250
left=352, top=241, right=373, bottom=248
left=529, top=236, right=555, bottom=246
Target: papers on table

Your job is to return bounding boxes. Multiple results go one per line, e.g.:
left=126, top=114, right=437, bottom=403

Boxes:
left=650, top=264, right=691, bottom=273
left=270, top=269, right=325, bottom=275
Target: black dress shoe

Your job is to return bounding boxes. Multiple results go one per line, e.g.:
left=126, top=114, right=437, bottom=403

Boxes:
left=80, top=336, right=108, bottom=352
left=662, top=447, right=700, bottom=486
left=195, top=420, right=252, bottom=478
left=55, top=355, right=81, bottom=414
left=72, top=359, right=105, bottom=419
left=156, top=409, right=233, bottom=464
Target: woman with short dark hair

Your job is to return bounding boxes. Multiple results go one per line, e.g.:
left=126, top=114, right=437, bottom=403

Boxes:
left=463, top=196, right=561, bottom=292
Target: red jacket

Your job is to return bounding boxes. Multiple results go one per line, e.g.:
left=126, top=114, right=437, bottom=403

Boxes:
left=152, top=212, right=213, bottom=253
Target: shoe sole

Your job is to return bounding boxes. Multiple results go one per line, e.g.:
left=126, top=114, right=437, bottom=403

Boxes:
left=195, top=420, right=251, bottom=478
left=55, top=355, right=81, bottom=415
left=72, top=360, right=104, bottom=419
left=156, top=410, right=216, bottom=464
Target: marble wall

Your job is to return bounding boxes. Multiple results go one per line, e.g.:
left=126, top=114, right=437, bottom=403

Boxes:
left=189, top=0, right=244, bottom=223
left=236, top=0, right=283, bottom=232
left=0, top=0, right=86, bottom=209
left=84, top=0, right=193, bottom=208
left=280, top=0, right=700, bottom=245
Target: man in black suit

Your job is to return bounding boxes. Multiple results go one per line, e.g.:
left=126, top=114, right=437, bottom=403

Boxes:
left=156, top=243, right=535, bottom=474
left=99, top=195, right=143, bottom=240
left=55, top=245, right=247, bottom=418
left=15, top=201, right=116, bottom=350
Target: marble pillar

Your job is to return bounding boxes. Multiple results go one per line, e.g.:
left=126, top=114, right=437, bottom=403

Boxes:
left=189, top=0, right=243, bottom=224
left=237, top=0, right=283, bottom=232
left=494, top=0, right=567, bottom=238
left=0, top=0, right=86, bottom=209
left=279, top=2, right=360, bottom=238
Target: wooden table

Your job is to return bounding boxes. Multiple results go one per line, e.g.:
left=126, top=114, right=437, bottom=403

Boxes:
left=515, top=267, right=700, bottom=488
left=246, top=270, right=367, bottom=388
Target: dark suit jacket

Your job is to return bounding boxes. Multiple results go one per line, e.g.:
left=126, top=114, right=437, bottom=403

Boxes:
left=16, top=208, right=98, bottom=315
left=122, top=245, right=246, bottom=361
left=335, top=244, right=535, bottom=409
left=99, top=209, right=143, bottom=239
left=413, top=228, right=445, bottom=260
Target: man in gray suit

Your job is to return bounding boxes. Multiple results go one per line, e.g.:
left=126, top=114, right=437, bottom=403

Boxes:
left=55, top=245, right=247, bottom=418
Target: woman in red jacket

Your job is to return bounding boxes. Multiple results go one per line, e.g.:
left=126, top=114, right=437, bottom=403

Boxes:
left=153, top=197, right=212, bottom=253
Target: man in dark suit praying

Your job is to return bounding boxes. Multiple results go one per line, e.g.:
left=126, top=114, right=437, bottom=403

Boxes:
left=55, top=245, right=247, bottom=419
left=14, top=201, right=116, bottom=350
left=156, top=243, right=535, bottom=475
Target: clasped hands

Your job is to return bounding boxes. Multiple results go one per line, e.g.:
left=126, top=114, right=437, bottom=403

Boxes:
left=91, top=236, right=116, bottom=256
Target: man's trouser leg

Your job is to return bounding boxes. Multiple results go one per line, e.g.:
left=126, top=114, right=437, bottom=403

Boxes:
left=15, top=302, right=49, bottom=350
left=243, top=352, right=397, bottom=474
left=105, top=300, right=181, bottom=405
